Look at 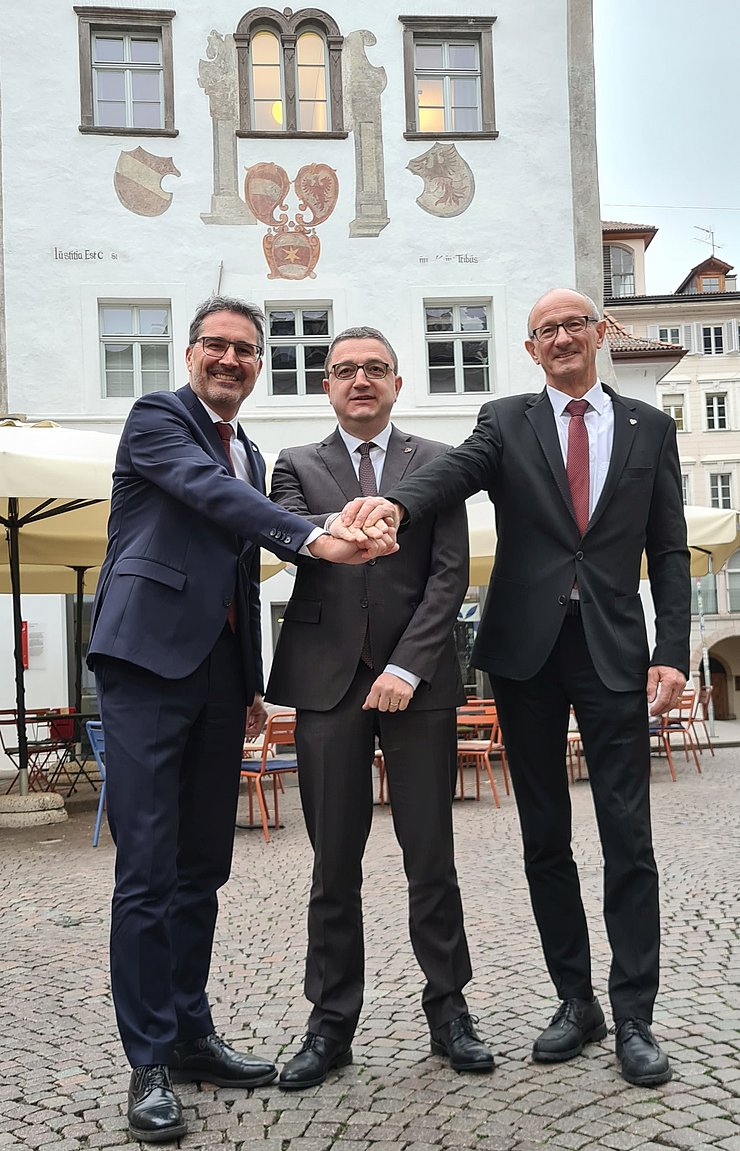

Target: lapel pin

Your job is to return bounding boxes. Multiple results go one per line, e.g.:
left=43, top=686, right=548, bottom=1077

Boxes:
left=252, top=444, right=258, bottom=450
left=629, top=418, right=637, bottom=425
left=403, top=447, right=413, bottom=453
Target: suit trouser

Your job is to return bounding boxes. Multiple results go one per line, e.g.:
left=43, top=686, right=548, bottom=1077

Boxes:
left=295, top=663, right=472, bottom=1042
left=95, top=627, right=246, bottom=1066
left=491, top=613, right=659, bottom=1024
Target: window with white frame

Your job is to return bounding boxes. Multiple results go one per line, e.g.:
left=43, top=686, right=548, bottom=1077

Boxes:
left=267, top=306, right=331, bottom=396
left=710, top=472, right=732, bottom=508
left=424, top=302, right=492, bottom=394
left=99, top=302, right=172, bottom=398
left=75, top=7, right=176, bottom=135
left=659, top=326, right=681, bottom=344
left=604, top=245, right=635, bottom=297
left=703, top=325, right=724, bottom=354
left=236, top=10, right=345, bottom=136
left=681, top=473, right=689, bottom=505
left=706, top=392, right=728, bottom=430
left=662, top=394, right=685, bottom=431
left=726, top=548, right=740, bottom=611
left=399, top=16, right=496, bottom=138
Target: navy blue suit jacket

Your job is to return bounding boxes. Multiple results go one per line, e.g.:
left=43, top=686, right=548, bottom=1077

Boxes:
left=88, top=385, right=313, bottom=699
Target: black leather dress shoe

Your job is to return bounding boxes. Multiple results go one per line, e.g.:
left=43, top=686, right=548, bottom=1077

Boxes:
left=128, top=1065, right=186, bottom=1143
left=616, top=1019, right=672, bottom=1086
left=532, top=997, right=607, bottom=1062
left=169, top=1031, right=277, bottom=1087
left=430, top=1014, right=494, bottom=1072
left=278, top=1033, right=353, bottom=1090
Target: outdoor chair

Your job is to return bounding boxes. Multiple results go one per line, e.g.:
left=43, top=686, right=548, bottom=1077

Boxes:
left=689, top=685, right=715, bottom=756
left=85, top=721, right=107, bottom=847
left=662, top=691, right=702, bottom=775
left=456, top=707, right=506, bottom=806
left=238, top=712, right=298, bottom=842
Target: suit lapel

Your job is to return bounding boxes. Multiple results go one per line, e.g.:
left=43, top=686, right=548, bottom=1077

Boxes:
left=237, top=426, right=264, bottom=491
left=524, top=390, right=575, bottom=524
left=317, top=429, right=363, bottom=501
left=380, top=427, right=417, bottom=492
left=586, top=385, right=638, bottom=535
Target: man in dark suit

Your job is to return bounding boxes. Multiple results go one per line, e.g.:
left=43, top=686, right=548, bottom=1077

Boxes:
left=342, top=290, right=691, bottom=1088
left=87, top=298, right=394, bottom=1142
left=267, top=325, right=493, bottom=1089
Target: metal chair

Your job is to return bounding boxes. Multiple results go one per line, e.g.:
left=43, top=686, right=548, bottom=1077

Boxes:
left=690, top=685, right=715, bottom=756
left=238, top=712, right=298, bottom=842
left=85, top=721, right=107, bottom=847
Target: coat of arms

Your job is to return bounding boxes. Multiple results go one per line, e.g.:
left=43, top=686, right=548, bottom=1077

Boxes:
left=244, top=162, right=339, bottom=279
left=113, top=147, right=181, bottom=216
left=407, top=142, right=475, bottom=218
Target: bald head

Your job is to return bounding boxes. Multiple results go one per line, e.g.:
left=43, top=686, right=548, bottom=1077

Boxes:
left=527, top=289, right=600, bottom=338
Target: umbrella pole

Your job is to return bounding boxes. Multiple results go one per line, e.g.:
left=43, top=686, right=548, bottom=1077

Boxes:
left=7, top=499, right=29, bottom=795
left=74, top=567, right=85, bottom=717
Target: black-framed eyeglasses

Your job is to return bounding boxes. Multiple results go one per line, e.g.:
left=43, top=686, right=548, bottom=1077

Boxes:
left=530, top=316, right=598, bottom=342
left=329, top=360, right=391, bottom=381
left=193, top=336, right=263, bottom=363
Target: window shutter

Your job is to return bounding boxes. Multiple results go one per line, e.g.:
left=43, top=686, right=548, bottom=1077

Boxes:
left=723, top=320, right=737, bottom=353
left=647, top=324, right=659, bottom=339
left=682, top=324, right=695, bottom=352
left=602, top=245, right=613, bottom=297
left=694, top=322, right=705, bottom=353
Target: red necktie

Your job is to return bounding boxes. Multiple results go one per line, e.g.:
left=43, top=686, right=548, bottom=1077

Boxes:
left=358, top=442, right=377, bottom=668
left=216, top=422, right=237, bottom=631
left=565, top=400, right=590, bottom=536
left=216, top=421, right=235, bottom=475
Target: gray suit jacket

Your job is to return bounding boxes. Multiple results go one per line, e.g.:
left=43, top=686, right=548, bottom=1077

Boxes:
left=266, top=426, right=469, bottom=711
left=386, top=386, right=691, bottom=691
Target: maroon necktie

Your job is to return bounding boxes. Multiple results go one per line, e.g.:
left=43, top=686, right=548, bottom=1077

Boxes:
left=216, top=421, right=235, bottom=475
left=358, top=442, right=377, bottom=667
left=216, top=422, right=237, bottom=631
left=565, top=400, right=590, bottom=536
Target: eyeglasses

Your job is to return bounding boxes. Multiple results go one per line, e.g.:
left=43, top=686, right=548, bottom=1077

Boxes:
left=530, top=316, right=598, bottom=342
left=193, top=336, right=263, bottom=363
left=329, top=360, right=391, bottom=381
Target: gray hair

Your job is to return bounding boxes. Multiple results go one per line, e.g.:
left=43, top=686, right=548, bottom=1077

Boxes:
left=324, top=326, right=399, bottom=374
left=188, top=295, right=266, bottom=349
left=527, top=289, right=601, bottom=337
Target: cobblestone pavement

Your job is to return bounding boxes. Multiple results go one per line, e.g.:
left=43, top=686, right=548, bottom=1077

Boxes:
left=1, top=748, right=739, bottom=1151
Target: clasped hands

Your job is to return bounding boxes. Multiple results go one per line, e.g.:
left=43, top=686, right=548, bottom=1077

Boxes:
left=307, top=496, right=403, bottom=564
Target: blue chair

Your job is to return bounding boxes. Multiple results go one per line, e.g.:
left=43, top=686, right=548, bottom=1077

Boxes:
left=86, top=721, right=107, bottom=847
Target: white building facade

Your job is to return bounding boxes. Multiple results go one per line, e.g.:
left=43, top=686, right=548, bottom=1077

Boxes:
left=0, top=0, right=601, bottom=711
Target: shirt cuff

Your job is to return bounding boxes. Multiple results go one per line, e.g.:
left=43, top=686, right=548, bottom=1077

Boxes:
left=384, top=664, right=421, bottom=691
left=299, top=526, right=327, bottom=557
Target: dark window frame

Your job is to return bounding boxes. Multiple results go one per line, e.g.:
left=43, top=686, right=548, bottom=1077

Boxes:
left=399, top=14, right=497, bottom=140
left=75, top=6, right=177, bottom=137
left=235, top=7, right=346, bottom=138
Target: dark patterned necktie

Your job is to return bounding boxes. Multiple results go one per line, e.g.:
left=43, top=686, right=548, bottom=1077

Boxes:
left=216, top=422, right=237, bottom=630
left=565, top=400, right=590, bottom=535
left=358, top=442, right=377, bottom=667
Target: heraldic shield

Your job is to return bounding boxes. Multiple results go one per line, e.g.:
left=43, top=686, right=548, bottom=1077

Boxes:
left=244, top=161, right=339, bottom=280
left=114, top=147, right=181, bottom=217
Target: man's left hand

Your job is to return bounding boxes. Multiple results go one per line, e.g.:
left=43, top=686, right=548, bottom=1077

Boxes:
left=646, top=666, right=686, bottom=717
left=246, top=694, right=268, bottom=736
left=363, top=672, right=414, bottom=712
left=309, top=529, right=398, bottom=564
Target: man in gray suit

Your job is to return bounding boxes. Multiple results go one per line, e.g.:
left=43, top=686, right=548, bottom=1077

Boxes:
left=267, top=326, right=493, bottom=1088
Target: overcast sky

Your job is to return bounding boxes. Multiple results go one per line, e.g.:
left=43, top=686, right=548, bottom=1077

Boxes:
left=593, top=0, right=740, bottom=295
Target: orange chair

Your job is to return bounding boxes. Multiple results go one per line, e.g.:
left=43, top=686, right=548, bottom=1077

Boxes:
left=662, top=691, right=702, bottom=775
left=374, top=748, right=388, bottom=807
left=457, top=705, right=510, bottom=797
left=238, top=712, right=297, bottom=842
left=457, top=710, right=507, bottom=806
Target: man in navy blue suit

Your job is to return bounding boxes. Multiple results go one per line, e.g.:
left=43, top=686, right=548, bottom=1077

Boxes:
left=87, top=296, right=394, bottom=1143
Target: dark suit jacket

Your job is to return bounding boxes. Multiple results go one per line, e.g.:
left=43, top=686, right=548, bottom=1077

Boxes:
left=385, top=385, right=691, bottom=692
left=87, top=384, right=314, bottom=700
left=266, top=427, right=469, bottom=712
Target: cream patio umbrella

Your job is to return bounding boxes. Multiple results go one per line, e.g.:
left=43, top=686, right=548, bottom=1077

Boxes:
left=0, top=423, right=287, bottom=793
